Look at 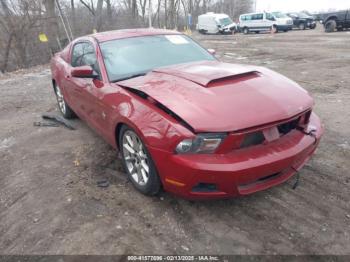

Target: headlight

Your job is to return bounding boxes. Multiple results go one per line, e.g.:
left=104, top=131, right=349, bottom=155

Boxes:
left=175, top=133, right=226, bottom=154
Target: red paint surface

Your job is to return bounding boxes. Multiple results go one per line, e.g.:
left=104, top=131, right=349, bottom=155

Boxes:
left=51, top=29, right=323, bottom=199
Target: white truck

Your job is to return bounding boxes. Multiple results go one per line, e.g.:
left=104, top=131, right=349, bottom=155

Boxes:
left=197, top=12, right=238, bottom=34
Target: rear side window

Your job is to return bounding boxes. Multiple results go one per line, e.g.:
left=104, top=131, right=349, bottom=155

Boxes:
left=252, top=13, right=263, bottom=20
left=71, top=43, right=84, bottom=67
left=71, top=41, right=100, bottom=74
left=241, top=15, right=252, bottom=21
left=71, top=42, right=97, bottom=67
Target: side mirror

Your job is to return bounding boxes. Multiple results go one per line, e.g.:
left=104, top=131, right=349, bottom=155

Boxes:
left=207, top=49, right=216, bottom=55
left=71, top=65, right=98, bottom=78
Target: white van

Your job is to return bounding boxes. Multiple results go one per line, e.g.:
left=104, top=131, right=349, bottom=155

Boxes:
left=197, top=12, right=237, bottom=34
left=271, top=12, right=293, bottom=31
left=239, top=12, right=293, bottom=34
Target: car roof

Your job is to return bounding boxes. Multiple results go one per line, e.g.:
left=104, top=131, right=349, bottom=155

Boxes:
left=199, top=13, right=229, bottom=18
left=240, top=12, right=267, bottom=16
left=87, top=28, right=181, bottom=43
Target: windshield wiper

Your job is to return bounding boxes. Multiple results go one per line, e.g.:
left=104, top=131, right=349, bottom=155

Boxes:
left=112, top=73, right=147, bottom=82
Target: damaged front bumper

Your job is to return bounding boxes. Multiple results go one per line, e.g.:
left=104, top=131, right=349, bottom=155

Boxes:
left=148, top=113, right=324, bottom=200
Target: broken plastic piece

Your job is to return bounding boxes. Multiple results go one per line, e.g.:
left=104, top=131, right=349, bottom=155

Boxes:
left=291, top=166, right=300, bottom=190
left=33, top=122, right=59, bottom=127
left=97, top=179, right=109, bottom=188
left=42, top=114, right=75, bottom=130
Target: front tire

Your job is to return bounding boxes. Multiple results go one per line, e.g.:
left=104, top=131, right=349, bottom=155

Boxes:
left=119, top=125, right=161, bottom=196
left=54, top=84, right=75, bottom=119
left=325, top=20, right=336, bottom=32
left=243, top=27, right=249, bottom=35
left=271, top=25, right=277, bottom=34
left=299, top=23, right=306, bottom=30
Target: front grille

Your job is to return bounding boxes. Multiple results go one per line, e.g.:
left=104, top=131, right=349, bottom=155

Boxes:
left=238, top=172, right=283, bottom=189
left=236, top=111, right=311, bottom=150
left=277, top=117, right=300, bottom=135
left=240, top=131, right=265, bottom=148
left=257, top=172, right=281, bottom=182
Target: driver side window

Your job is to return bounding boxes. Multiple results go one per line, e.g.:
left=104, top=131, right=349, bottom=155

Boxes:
left=266, top=13, right=275, bottom=21
left=71, top=42, right=101, bottom=76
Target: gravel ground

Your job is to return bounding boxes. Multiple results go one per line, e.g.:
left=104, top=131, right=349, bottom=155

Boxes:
left=0, top=25, right=349, bottom=255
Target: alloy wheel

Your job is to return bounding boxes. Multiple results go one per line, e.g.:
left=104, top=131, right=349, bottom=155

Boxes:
left=55, top=85, right=66, bottom=115
left=122, top=130, right=150, bottom=186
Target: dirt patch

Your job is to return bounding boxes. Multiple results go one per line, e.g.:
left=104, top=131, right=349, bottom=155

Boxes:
left=0, top=25, right=349, bottom=255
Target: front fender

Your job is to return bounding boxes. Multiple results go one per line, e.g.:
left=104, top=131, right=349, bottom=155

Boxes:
left=108, top=88, right=194, bottom=152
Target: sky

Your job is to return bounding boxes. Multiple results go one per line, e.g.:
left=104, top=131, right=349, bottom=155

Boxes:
left=255, top=0, right=350, bottom=13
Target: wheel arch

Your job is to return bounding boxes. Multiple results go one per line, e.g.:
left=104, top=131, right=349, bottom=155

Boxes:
left=52, top=79, right=57, bottom=91
left=111, top=88, right=195, bottom=152
left=114, top=122, right=125, bottom=150
left=114, top=119, right=149, bottom=151
left=325, top=16, right=338, bottom=24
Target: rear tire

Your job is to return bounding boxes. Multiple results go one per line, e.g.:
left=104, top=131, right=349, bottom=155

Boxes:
left=325, top=20, right=336, bottom=32
left=54, top=84, right=76, bottom=119
left=119, top=125, right=161, bottom=196
left=299, top=23, right=306, bottom=30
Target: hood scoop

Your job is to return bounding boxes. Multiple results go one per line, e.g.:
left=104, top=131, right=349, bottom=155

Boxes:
left=153, top=61, right=259, bottom=87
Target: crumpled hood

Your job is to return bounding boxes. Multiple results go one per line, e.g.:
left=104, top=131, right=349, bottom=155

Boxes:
left=117, top=61, right=313, bottom=133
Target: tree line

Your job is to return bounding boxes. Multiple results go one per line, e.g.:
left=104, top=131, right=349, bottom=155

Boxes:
left=0, top=0, right=253, bottom=73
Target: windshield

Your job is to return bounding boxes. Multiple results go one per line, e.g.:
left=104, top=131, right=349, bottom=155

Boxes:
left=100, top=35, right=215, bottom=82
left=298, top=12, right=311, bottom=18
left=272, top=12, right=288, bottom=18
left=218, top=17, right=233, bottom=26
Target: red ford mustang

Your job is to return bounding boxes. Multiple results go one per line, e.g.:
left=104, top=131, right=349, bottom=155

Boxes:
left=50, top=28, right=323, bottom=199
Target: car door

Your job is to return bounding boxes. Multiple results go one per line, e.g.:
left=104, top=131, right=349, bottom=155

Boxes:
left=65, top=41, right=96, bottom=120
left=73, top=41, right=114, bottom=142
left=346, top=10, right=350, bottom=27
left=264, top=13, right=274, bottom=29
left=253, top=13, right=264, bottom=31
left=61, top=42, right=86, bottom=118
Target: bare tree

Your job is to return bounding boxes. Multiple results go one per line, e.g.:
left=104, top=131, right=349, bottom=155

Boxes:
left=105, top=0, right=113, bottom=27
left=0, top=0, right=253, bottom=72
left=0, top=0, right=44, bottom=70
left=70, top=0, right=77, bottom=34
left=43, top=0, right=61, bottom=53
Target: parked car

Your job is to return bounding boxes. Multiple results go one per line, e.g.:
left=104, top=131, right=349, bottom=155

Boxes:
left=50, top=29, right=323, bottom=199
left=271, top=12, right=294, bottom=31
left=287, top=12, right=317, bottom=30
left=197, top=12, right=237, bottom=34
left=319, top=10, right=350, bottom=32
left=239, top=12, right=292, bottom=34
